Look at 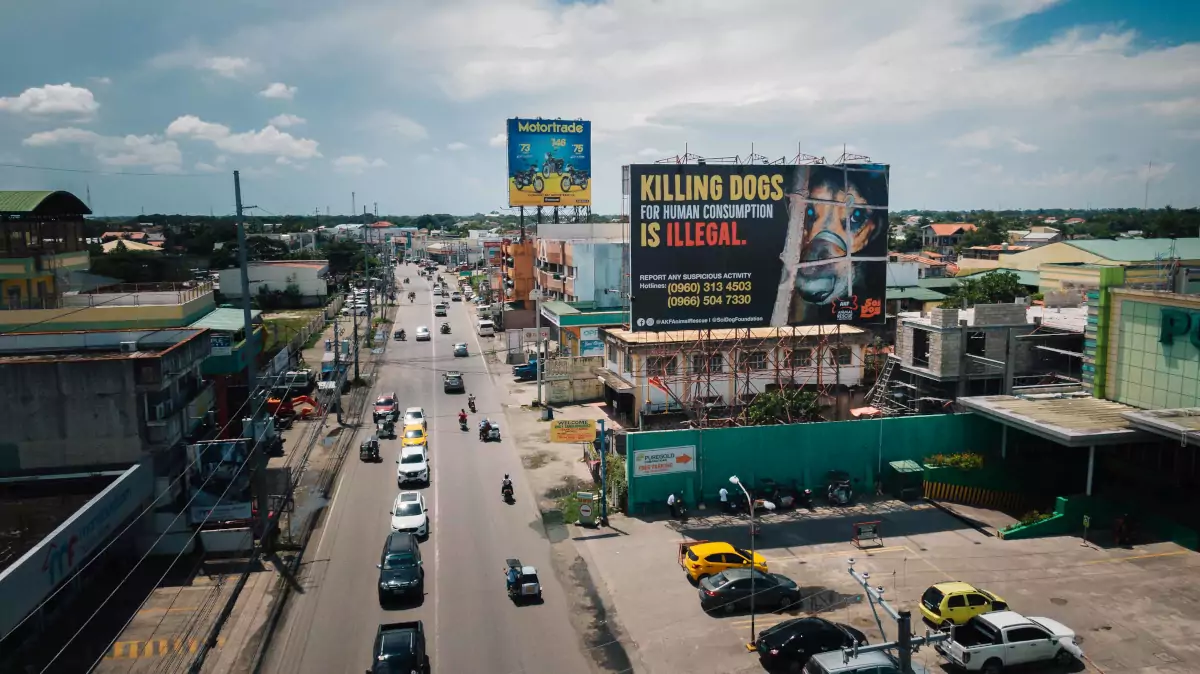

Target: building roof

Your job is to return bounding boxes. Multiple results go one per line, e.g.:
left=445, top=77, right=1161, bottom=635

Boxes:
left=247, top=260, right=329, bottom=271
left=898, top=304, right=1087, bottom=332
left=925, top=223, right=977, bottom=236
left=957, top=394, right=1146, bottom=446
left=0, top=190, right=91, bottom=216
left=1020, top=232, right=1061, bottom=241
left=967, top=245, right=1030, bottom=252
left=190, top=307, right=262, bottom=332
left=606, top=324, right=865, bottom=345
left=891, top=252, right=947, bottom=267
left=1064, top=237, right=1200, bottom=262
left=1063, top=218, right=1086, bottom=225
left=916, top=277, right=962, bottom=290
left=886, top=287, right=947, bottom=302
left=956, top=268, right=1041, bottom=287
left=1122, top=408, right=1200, bottom=448
left=101, top=239, right=161, bottom=253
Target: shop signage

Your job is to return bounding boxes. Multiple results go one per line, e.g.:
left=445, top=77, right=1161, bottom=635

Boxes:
left=1159, top=307, right=1200, bottom=350
left=549, top=419, right=597, bottom=443
left=210, top=333, right=232, bottom=356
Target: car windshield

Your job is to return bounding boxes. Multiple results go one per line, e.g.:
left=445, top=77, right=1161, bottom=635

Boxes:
left=400, top=453, right=424, bottom=464
left=394, top=502, right=422, bottom=517
left=383, top=553, right=415, bottom=569
left=407, top=411, right=423, bottom=420
left=377, top=398, right=394, bottom=406
left=735, top=548, right=754, bottom=561
left=404, top=429, right=424, bottom=439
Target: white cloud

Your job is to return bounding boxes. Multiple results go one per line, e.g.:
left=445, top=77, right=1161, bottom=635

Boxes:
left=637, top=147, right=665, bottom=157
left=446, top=141, right=468, bottom=151
left=368, top=112, right=428, bottom=141
left=0, top=83, right=99, bottom=117
left=1145, top=97, right=1200, bottom=116
left=194, top=161, right=221, bottom=173
left=200, top=56, right=253, bottom=78
left=269, top=113, right=306, bottom=127
left=333, top=155, right=388, bottom=173
left=488, top=132, right=507, bottom=148
left=1010, top=138, right=1039, bottom=153
left=260, top=82, right=297, bottom=100
left=23, top=127, right=181, bottom=171
left=166, top=115, right=321, bottom=158
left=91, top=76, right=112, bottom=85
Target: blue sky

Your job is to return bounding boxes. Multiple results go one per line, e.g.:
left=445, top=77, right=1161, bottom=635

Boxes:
left=1, top=0, right=1198, bottom=216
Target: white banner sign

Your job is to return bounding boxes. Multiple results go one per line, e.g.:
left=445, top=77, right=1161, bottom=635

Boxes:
left=632, top=446, right=697, bottom=478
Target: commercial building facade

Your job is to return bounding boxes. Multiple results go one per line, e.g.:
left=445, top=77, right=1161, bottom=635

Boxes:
left=218, top=260, right=330, bottom=307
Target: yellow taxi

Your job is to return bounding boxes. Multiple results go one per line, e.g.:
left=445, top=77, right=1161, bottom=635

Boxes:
left=920, top=581, right=1008, bottom=627
left=680, top=541, right=768, bottom=582
left=401, top=424, right=428, bottom=449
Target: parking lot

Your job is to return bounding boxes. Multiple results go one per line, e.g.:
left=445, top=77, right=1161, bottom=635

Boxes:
left=573, top=499, right=1200, bottom=673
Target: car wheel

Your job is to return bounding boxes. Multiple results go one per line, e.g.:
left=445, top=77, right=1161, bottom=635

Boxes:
left=723, top=600, right=737, bottom=614
left=940, top=619, right=954, bottom=630
left=778, top=593, right=796, bottom=610
left=980, top=658, right=1003, bottom=674
left=696, top=573, right=709, bottom=584
left=1054, top=649, right=1075, bottom=666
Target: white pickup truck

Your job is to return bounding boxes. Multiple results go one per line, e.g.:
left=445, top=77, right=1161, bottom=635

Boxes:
left=936, top=611, right=1082, bottom=674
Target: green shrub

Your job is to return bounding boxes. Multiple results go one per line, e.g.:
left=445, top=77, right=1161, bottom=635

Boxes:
left=926, top=452, right=985, bottom=470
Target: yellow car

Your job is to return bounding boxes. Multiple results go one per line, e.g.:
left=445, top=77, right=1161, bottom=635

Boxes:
left=920, top=581, right=1008, bottom=627
left=401, top=424, right=428, bottom=448
left=680, top=541, right=767, bottom=582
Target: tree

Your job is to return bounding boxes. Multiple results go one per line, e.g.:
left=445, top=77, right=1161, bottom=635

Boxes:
left=209, top=236, right=292, bottom=269
left=746, top=389, right=823, bottom=425
left=90, top=247, right=172, bottom=283
left=940, top=270, right=1026, bottom=308
left=323, top=239, right=367, bottom=276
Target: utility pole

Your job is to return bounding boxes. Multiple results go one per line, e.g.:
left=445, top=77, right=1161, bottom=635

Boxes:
left=598, top=419, right=608, bottom=526
left=352, top=191, right=356, bottom=218
left=846, top=558, right=950, bottom=671
left=533, top=289, right=544, bottom=406
left=333, top=318, right=344, bottom=424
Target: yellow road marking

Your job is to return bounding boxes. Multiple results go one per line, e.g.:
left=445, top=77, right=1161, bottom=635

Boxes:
left=103, top=636, right=224, bottom=659
left=1083, top=550, right=1189, bottom=565
left=135, top=606, right=199, bottom=615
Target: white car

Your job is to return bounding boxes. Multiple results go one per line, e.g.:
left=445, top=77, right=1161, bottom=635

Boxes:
left=396, top=445, right=429, bottom=486
left=415, top=326, right=431, bottom=341
left=390, top=491, right=428, bottom=538
left=402, top=407, right=426, bottom=430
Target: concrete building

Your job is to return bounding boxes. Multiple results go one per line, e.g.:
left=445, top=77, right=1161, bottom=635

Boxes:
left=0, top=328, right=215, bottom=474
left=501, top=238, right=535, bottom=309
left=1017, top=231, right=1063, bottom=248
left=921, top=222, right=977, bottom=255
left=889, top=252, right=951, bottom=278
left=995, top=237, right=1200, bottom=274
left=219, top=260, right=329, bottom=307
left=957, top=244, right=1031, bottom=273
left=534, top=236, right=627, bottom=307
left=885, top=302, right=1086, bottom=413
left=598, top=325, right=872, bottom=427
left=0, top=191, right=92, bottom=311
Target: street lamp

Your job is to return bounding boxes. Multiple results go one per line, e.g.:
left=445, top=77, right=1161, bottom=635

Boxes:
left=730, top=475, right=757, bottom=648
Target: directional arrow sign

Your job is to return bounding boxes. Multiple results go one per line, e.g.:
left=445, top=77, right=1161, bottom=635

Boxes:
left=632, top=446, right=697, bottom=477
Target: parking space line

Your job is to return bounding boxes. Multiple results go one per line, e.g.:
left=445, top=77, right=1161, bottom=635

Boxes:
left=762, top=545, right=908, bottom=565
left=1083, top=550, right=1189, bottom=565
left=103, top=636, right=225, bottom=659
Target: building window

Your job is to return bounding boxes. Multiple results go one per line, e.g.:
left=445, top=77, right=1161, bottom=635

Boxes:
left=790, top=348, right=812, bottom=367
left=689, top=352, right=723, bottom=374
left=607, top=343, right=616, bottom=365
left=830, top=346, right=852, bottom=366
left=646, top=355, right=677, bottom=376
left=623, top=349, right=632, bottom=373
left=967, top=331, right=986, bottom=357
left=739, top=351, right=768, bottom=370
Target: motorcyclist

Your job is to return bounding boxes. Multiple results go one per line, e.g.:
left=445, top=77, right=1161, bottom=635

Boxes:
left=441, top=322, right=451, bottom=334
left=458, top=409, right=468, bottom=426
left=398, top=329, right=406, bottom=340
left=506, top=564, right=519, bottom=594
left=479, top=418, right=491, bottom=442
left=501, top=473, right=513, bottom=497
left=468, top=394, right=476, bottom=412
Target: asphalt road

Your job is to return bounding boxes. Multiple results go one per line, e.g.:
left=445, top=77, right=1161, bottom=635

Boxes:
left=262, top=265, right=594, bottom=674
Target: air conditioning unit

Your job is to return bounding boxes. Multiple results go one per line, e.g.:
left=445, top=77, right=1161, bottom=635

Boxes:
left=120, top=341, right=139, bottom=353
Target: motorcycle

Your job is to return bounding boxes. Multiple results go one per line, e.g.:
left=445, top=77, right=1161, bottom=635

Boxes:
left=541, top=152, right=564, bottom=176
left=502, top=481, right=514, bottom=503
left=797, top=488, right=815, bottom=510
left=512, top=165, right=544, bottom=193
left=826, top=470, right=854, bottom=506
left=440, top=323, right=451, bottom=335
left=459, top=418, right=469, bottom=432
left=398, top=330, right=407, bottom=341
left=468, top=396, right=477, bottom=413
left=404, top=278, right=410, bottom=284
left=560, top=166, right=590, bottom=192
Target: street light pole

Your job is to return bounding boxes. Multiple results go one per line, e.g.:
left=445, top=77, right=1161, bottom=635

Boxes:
left=730, top=475, right=756, bottom=645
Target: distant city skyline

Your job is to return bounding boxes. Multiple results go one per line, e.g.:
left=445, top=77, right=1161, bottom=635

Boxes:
left=2, top=0, right=1198, bottom=215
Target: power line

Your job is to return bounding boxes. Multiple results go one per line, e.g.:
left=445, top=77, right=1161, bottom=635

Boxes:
left=0, top=161, right=223, bottom=178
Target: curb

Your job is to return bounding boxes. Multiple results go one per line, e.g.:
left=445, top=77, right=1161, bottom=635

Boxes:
left=923, top=498, right=996, bottom=538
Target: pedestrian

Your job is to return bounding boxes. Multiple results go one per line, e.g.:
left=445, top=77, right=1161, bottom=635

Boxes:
left=718, top=486, right=730, bottom=513
left=667, top=492, right=678, bottom=519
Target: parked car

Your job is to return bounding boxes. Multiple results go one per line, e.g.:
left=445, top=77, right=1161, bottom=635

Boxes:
left=376, top=532, right=423, bottom=603
left=752, top=617, right=867, bottom=672
left=396, top=445, right=429, bottom=486
left=935, top=611, right=1082, bottom=673
left=698, top=568, right=800, bottom=613
left=390, top=491, right=429, bottom=538
left=679, top=541, right=768, bottom=582
left=920, top=581, right=1007, bottom=628
left=805, top=649, right=932, bottom=674
left=415, top=326, right=431, bottom=341
left=453, top=343, right=468, bottom=357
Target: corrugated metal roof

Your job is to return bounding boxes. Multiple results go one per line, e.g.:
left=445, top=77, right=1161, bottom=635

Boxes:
left=886, top=287, right=946, bottom=301
left=0, top=190, right=91, bottom=215
left=190, top=307, right=262, bottom=332
left=916, top=277, right=962, bottom=290
left=957, top=268, right=1041, bottom=287
left=1065, top=237, right=1200, bottom=262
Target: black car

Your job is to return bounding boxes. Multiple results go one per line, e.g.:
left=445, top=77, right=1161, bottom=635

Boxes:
left=443, top=371, right=465, bottom=393
left=377, top=532, right=423, bottom=604
left=753, top=617, right=867, bottom=672
left=698, top=568, right=800, bottom=614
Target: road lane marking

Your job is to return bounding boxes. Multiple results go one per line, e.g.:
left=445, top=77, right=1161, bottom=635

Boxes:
left=1083, top=550, right=1189, bottom=565
left=104, top=636, right=225, bottom=659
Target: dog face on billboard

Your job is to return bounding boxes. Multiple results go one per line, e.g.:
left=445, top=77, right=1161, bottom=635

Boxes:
left=790, top=168, right=885, bottom=306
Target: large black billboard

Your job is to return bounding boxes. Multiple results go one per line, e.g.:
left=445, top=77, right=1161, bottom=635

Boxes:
left=629, top=163, right=888, bottom=331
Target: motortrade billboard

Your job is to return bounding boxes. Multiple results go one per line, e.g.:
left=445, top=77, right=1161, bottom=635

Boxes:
left=629, top=163, right=888, bottom=331
left=507, top=118, right=591, bottom=207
